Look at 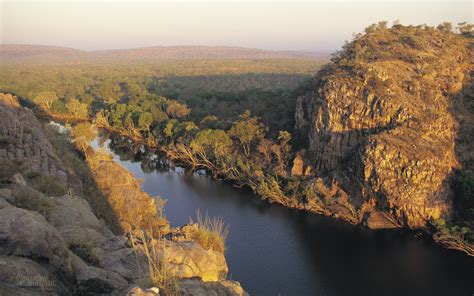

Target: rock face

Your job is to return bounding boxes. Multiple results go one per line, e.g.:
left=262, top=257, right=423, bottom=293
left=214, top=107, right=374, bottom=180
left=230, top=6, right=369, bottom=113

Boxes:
left=296, top=25, right=472, bottom=228
left=0, top=93, right=246, bottom=295
left=0, top=93, right=83, bottom=195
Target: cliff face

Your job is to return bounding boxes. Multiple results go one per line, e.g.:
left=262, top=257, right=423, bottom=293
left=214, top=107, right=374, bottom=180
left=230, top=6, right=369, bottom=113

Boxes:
left=0, top=93, right=246, bottom=295
left=296, top=25, right=472, bottom=228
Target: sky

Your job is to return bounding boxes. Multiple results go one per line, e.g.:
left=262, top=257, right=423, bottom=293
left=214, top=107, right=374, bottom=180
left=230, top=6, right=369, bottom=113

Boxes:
left=0, top=1, right=472, bottom=52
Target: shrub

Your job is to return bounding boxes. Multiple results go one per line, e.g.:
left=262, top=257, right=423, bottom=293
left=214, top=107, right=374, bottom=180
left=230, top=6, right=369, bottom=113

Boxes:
left=25, top=171, right=67, bottom=197
left=69, top=241, right=100, bottom=266
left=12, top=186, right=56, bottom=215
left=190, top=210, right=229, bottom=253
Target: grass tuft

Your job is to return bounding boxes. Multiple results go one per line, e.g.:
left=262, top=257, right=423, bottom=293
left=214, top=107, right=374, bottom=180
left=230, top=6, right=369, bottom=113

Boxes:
left=130, top=233, right=179, bottom=296
left=190, top=209, right=229, bottom=253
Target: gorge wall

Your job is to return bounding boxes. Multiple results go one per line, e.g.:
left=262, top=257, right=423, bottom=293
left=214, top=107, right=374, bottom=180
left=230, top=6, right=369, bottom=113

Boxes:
left=296, top=24, right=473, bottom=229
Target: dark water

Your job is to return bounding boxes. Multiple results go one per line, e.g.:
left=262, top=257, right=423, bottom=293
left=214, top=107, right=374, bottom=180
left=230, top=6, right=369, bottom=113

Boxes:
left=95, top=137, right=474, bottom=296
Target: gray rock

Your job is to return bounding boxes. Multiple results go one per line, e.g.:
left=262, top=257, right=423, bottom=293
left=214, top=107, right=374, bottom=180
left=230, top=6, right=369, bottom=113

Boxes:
left=0, top=207, right=73, bottom=275
left=0, top=188, right=13, bottom=202
left=0, top=255, right=70, bottom=295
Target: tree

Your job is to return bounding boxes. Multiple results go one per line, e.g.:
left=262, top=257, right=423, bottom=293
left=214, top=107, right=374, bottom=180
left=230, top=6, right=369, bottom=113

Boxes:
left=123, top=112, right=135, bottom=128
left=109, top=103, right=127, bottom=127
left=33, top=91, right=58, bottom=110
left=228, top=110, right=266, bottom=157
left=437, top=22, right=453, bottom=33
left=79, top=93, right=94, bottom=105
left=165, top=100, right=190, bottom=118
left=457, top=22, right=473, bottom=36
left=71, top=123, right=97, bottom=156
left=138, top=112, right=153, bottom=132
left=191, top=129, right=233, bottom=158
left=150, top=106, right=169, bottom=123
left=66, top=98, right=88, bottom=118
left=163, top=119, right=179, bottom=139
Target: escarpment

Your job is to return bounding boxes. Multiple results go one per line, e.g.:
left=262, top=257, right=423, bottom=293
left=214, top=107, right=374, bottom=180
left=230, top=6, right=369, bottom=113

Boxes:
left=296, top=24, right=473, bottom=229
left=0, top=93, right=246, bottom=295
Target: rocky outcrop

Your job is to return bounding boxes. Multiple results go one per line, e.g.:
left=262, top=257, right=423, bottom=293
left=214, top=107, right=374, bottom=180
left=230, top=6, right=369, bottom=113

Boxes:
left=0, top=93, right=246, bottom=295
left=0, top=93, right=83, bottom=195
left=295, top=25, right=472, bottom=228
left=154, top=239, right=227, bottom=282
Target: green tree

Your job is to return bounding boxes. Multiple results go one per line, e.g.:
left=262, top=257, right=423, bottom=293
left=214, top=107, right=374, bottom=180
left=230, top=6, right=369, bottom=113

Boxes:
left=228, top=110, right=265, bottom=157
left=79, top=93, right=94, bottom=105
left=66, top=98, right=88, bottom=117
left=163, top=119, right=179, bottom=139
left=191, top=129, right=233, bottom=157
left=33, top=91, right=58, bottom=110
left=109, top=103, right=127, bottom=127
left=138, top=112, right=153, bottom=131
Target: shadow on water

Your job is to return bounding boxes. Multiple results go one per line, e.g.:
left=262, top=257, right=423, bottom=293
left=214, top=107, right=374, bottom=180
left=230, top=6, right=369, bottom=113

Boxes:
left=98, top=133, right=474, bottom=296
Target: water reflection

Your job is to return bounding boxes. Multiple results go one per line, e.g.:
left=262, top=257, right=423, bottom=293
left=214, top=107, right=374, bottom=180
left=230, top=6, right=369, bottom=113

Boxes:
left=96, top=132, right=474, bottom=296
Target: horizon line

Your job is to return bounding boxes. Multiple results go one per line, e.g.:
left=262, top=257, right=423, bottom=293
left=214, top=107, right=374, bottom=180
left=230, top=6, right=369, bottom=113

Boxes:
left=0, top=43, right=337, bottom=54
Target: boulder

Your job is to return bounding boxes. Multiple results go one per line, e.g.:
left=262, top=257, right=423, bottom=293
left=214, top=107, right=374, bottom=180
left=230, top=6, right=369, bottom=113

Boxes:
left=152, top=240, right=228, bottom=282
left=0, top=255, right=70, bottom=295
left=0, top=207, right=73, bottom=275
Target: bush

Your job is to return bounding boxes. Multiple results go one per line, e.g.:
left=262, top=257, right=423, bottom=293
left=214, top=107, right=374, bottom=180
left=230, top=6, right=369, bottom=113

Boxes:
left=12, top=186, right=56, bottom=215
left=25, top=171, right=67, bottom=197
left=69, top=241, right=100, bottom=266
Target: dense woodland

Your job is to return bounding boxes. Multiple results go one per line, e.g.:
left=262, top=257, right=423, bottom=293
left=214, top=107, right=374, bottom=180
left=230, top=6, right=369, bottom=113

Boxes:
left=0, top=59, right=322, bottom=136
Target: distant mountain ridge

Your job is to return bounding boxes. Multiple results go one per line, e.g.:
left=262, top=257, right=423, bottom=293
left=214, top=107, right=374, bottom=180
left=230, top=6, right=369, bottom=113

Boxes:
left=0, top=44, right=328, bottom=61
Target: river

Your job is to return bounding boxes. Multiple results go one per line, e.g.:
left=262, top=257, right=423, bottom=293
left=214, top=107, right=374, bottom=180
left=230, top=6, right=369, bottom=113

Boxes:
left=94, top=135, right=474, bottom=296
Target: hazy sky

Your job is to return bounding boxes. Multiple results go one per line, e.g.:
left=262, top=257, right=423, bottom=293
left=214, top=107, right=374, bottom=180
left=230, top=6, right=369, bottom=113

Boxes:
left=1, top=1, right=472, bottom=52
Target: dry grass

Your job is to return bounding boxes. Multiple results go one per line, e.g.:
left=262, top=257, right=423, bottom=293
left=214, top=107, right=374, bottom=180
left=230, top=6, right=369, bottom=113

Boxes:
left=130, top=233, right=179, bottom=296
left=190, top=209, right=229, bottom=253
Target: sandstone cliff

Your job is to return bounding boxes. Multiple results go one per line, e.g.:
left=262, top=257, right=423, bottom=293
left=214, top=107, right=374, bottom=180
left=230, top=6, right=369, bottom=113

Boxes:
left=295, top=24, right=473, bottom=229
left=0, top=93, right=246, bottom=295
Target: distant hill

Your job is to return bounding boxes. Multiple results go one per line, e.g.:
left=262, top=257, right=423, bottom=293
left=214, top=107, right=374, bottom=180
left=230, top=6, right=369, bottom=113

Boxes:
left=0, top=44, right=328, bottom=62
left=0, top=45, right=85, bottom=60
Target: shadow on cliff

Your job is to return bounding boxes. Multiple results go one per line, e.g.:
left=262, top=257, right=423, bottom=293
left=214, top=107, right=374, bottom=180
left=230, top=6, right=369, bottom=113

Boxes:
left=446, top=68, right=474, bottom=228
